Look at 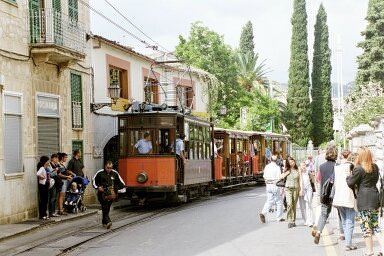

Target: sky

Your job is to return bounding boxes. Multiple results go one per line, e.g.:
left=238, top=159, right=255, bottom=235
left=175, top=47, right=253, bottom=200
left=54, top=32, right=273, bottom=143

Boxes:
left=89, top=0, right=369, bottom=85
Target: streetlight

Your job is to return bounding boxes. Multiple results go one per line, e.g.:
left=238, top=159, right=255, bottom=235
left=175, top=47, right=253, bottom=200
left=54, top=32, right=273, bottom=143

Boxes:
left=91, top=81, right=121, bottom=112
left=219, top=105, right=227, bottom=116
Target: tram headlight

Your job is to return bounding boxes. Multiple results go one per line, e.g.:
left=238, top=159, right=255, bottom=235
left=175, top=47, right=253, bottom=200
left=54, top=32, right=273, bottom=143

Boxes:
left=137, top=172, right=148, bottom=184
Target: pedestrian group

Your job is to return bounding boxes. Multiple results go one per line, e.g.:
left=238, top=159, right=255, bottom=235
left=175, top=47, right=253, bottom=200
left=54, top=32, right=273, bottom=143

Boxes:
left=259, top=143, right=384, bottom=256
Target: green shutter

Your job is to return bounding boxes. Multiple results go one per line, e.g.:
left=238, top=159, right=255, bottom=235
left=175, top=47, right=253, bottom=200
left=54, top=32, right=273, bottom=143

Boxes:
left=71, top=73, right=83, bottom=129
left=68, top=0, right=78, bottom=23
left=52, top=0, right=63, bottom=45
left=29, top=0, right=40, bottom=43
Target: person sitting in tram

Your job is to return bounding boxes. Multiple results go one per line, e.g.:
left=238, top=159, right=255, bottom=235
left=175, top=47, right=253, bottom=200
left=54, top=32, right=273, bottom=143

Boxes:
left=135, top=132, right=152, bottom=154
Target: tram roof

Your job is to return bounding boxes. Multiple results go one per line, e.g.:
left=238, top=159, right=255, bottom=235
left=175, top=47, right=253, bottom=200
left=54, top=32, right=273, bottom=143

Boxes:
left=214, top=127, right=290, bottom=140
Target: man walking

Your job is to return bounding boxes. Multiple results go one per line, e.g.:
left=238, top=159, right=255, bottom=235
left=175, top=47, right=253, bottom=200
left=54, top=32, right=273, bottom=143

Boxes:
left=260, top=155, right=284, bottom=223
left=93, top=161, right=125, bottom=229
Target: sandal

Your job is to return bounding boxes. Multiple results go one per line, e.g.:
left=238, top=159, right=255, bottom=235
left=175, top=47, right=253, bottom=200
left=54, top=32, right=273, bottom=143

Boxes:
left=345, top=245, right=357, bottom=251
left=363, top=253, right=374, bottom=256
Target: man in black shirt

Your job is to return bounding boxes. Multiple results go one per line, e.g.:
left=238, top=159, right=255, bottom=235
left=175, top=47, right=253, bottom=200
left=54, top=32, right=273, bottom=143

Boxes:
left=92, top=161, right=125, bottom=229
left=67, top=149, right=84, bottom=177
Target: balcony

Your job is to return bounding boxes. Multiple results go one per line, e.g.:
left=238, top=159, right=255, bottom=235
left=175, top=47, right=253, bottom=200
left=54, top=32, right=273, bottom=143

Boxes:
left=28, top=8, right=86, bottom=66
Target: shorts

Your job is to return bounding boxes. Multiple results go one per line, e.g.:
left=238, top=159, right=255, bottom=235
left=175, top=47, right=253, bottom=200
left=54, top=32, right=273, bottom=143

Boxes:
left=358, top=210, right=381, bottom=237
left=61, top=179, right=69, bottom=193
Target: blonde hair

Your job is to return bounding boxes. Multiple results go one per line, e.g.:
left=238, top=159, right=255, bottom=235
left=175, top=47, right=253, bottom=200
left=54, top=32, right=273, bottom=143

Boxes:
left=356, top=147, right=373, bottom=173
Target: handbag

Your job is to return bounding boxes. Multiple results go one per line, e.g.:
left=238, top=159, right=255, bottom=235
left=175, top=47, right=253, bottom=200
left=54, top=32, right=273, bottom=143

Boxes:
left=48, top=178, right=55, bottom=189
left=276, top=177, right=286, bottom=187
left=103, top=187, right=117, bottom=201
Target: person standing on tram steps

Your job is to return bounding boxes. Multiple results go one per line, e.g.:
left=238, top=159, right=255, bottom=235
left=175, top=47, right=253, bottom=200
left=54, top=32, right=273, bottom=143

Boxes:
left=135, top=132, right=152, bottom=154
left=259, top=155, right=284, bottom=223
left=176, top=134, right=186, bottom=172
left=67, top=149, right=85, bottom=177
left=93, top=161, right=126, bottom=229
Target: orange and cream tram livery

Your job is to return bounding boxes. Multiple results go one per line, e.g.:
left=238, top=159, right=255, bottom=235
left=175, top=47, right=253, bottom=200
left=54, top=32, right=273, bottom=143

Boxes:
left=118, top=108, right=290, bottom=203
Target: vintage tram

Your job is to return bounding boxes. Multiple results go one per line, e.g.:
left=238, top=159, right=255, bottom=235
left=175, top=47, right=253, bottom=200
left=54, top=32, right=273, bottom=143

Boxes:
left=117, top=106, right=290, bottom=203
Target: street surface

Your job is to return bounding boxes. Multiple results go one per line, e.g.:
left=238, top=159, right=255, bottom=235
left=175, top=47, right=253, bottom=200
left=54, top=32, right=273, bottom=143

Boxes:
left=4, top=186, right=374, bottom=256
left=66, top=186, right=329, bottom=256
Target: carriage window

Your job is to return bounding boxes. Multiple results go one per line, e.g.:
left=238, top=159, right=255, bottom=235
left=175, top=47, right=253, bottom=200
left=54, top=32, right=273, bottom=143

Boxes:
left=119, top=131, right=128, bottom=156
left=158, top=129, right=174, bottom=154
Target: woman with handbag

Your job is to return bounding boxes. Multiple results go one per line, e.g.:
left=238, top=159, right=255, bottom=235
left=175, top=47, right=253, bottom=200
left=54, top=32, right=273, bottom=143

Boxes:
left=282, top=157, right=301, bottom=228
left=93, top=161, right=125, bottom=229
left=346, top=147, right=383, bottom=256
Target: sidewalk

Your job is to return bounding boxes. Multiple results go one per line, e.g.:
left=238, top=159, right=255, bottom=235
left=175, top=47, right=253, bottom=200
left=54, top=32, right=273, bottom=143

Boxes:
left=0, top=199, right=129, bottom=242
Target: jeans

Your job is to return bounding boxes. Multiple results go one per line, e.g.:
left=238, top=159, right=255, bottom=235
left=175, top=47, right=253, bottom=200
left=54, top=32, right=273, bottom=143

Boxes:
left=317, top=203, right=332, bottom=233
left=337, top=207, right=355, bottom=246
left=285, top=188, right=299, bottom=223
left=299, top=195, right=314, bottom=225
left=48, top=186, right=57, bottom=215
left=261, top=184, right=283, bottom=220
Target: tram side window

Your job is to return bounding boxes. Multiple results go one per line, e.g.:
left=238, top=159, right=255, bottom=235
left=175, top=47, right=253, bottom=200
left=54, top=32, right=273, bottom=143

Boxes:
left=158, top=129, right=174, bottom=154
left=189, top=125, right=195, bottom=160
left=119, top=131, right=128, bottom=156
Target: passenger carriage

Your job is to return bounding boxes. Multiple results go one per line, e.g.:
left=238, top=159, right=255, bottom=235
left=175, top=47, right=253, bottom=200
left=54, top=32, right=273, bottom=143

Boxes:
left=118, top=106, right=213, bottom=203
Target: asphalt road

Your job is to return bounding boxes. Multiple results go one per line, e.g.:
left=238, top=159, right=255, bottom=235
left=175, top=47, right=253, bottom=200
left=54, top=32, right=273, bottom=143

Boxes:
left=66, top=186, right=330, bottom=256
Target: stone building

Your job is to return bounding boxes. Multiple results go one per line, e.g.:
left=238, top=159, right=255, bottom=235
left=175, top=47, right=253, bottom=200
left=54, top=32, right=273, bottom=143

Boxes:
left=0, top=0, right=91, bottom=223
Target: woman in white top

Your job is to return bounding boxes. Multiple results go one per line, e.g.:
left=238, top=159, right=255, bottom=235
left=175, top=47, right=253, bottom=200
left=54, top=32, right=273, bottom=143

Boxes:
left=299, top=162, right=314, bottom=226
left=36, top=155, right=50, bottom=220
left=332, top=150, right=357, bottom=251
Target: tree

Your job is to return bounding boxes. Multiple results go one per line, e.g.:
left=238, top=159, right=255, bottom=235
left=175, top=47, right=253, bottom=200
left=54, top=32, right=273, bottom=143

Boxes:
left=345, top=0, right=384, bottom=132
left=239, top=21, right=255, bottom=56
left=285, top=0, right=313, bottom=146
left=175, top=22, right=240, bottom=127
left=236, top=52, right=268, bottom=91
left=356, top=0, right=384, bottom=87
left=311, top=4, right=333, bottom=146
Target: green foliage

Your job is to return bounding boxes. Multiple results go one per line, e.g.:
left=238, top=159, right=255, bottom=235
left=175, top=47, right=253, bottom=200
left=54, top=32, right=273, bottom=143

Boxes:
left=356, top=0, right=384, bottom=87
left=285, top=0, right=313, bottom=146
left=175, top=22, right=239, bottom=126
left=311, top=4, right=333, bottom=146
left=239, top=21, right=255, bottom=56
left=175, top=22, right=280, bottom=132
left=236, top=52, right=269, bottom=91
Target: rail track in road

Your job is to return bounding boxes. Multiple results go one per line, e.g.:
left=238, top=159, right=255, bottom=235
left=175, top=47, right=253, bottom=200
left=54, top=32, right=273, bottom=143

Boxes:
left=4, top=186, right=263, bottom=256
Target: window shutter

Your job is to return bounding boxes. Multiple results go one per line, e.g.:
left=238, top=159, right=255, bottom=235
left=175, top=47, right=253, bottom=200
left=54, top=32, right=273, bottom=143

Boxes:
left=71, top=73, right=83, bottom=129
left=38, top=117, right=60, bottom=157
left=4, top=115, right=22, bottom=173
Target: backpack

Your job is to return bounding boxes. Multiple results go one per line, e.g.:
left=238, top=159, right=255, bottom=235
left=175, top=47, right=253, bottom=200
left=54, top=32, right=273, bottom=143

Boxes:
left=320, top=174, right=334, bottom=205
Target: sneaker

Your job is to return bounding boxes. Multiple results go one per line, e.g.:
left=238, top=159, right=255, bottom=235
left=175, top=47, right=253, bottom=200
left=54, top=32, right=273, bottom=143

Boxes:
left=339, top=235, right=345, bottom=241
left=259, top=213, right=266, bottom=223
left=50, top=213, right=60, bottom=217
left=314, top=233, right=320, bottom=244
left=278, top=218, right=285, bottom=222
left=288, top=223, right=293, bottom=228
left=106, top=222, right=112, bottom=229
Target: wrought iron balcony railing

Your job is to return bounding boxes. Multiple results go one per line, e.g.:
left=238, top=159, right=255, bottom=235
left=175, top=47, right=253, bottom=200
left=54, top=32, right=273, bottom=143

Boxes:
left=28, top=8, right=86, bottom=55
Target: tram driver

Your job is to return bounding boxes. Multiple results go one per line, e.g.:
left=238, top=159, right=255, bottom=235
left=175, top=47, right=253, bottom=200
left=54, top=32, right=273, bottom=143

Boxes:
left=135, top=132, right=152, bottom=154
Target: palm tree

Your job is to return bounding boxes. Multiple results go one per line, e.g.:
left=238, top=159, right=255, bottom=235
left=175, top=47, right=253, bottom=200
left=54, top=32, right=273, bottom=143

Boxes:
left=236, top=52, right=269, bottom=92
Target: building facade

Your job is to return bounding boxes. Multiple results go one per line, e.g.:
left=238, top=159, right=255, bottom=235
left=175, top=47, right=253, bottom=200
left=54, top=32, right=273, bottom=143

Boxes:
left=89, top=35, right=211, bottom=171
left=0, top=0, right=91, bottom=223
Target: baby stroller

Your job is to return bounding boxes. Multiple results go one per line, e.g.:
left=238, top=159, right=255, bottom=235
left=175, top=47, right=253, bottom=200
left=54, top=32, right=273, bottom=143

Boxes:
left=64, top=176, right=89, bottom=214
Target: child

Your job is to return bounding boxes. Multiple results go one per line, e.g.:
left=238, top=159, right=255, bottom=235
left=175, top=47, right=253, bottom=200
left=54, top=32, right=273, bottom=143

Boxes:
left=65, top=182, right=79, bottom=206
